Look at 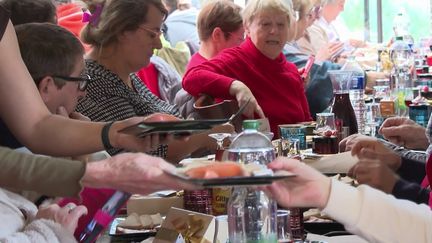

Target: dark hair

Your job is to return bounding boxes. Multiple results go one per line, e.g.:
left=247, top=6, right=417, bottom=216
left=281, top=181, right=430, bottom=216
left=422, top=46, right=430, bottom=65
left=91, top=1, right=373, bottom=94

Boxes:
left=15, top=23, right=85, bottom=88
left=81, top=0, right=168, bottom=47
left=0, top=0, right=57, bottom=25
left=197, top=0, right=243, bottom=41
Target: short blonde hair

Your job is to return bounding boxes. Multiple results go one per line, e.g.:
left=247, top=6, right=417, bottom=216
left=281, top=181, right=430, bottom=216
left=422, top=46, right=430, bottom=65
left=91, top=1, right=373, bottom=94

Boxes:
left=292, top=0, right=316, bottom=20
left=242, top=0, right=294, bottom=26
left=81, top=0, right=167, bottom=47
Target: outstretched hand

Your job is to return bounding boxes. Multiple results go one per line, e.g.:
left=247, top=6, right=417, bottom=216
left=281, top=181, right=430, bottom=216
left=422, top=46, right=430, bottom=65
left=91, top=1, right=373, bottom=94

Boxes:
left=83, top=153, right=199, bottom=195
left=264, top=157, right=331, bottom=209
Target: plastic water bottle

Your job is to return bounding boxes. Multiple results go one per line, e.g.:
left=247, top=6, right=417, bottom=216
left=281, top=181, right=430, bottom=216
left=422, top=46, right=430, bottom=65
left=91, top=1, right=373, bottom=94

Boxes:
left=341, top=56, right=366, bottom=134
left=227, top=120, right=277, bottom=243
left=392, top=10, right=414, bottom=50
left=349, top=77, right=366, bottom=134
left=391, top=36, right=414, bottom=116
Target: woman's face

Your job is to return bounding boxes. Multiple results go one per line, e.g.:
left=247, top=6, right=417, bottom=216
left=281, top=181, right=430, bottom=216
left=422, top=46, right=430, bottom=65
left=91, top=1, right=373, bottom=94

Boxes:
left=245, top=10, right=290, bottom=59
left=295, top=5, right=321, bottom=40
left=119, top=4, right=164, bottom=71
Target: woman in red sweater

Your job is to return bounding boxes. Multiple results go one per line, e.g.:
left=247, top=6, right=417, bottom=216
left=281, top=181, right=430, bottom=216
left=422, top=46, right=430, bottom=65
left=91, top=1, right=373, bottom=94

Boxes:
left=183, top=0, right=312, bottom=136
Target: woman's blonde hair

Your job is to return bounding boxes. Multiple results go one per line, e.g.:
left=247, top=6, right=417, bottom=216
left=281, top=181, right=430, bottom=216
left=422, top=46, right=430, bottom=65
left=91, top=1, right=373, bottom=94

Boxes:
left=242, top=0, right=294, bottom=26
left=81, top=0, right=167, bottom=47
left=292, top=0, right=316, bottom=20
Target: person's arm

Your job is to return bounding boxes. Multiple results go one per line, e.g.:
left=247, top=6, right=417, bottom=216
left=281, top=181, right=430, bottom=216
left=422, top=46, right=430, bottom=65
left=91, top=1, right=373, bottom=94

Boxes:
left=0, top=188, right=85, bottom=242
left=0, top=146, right=85, bottom=197
left=0, top=21, right=163, bottom=156
left=379, top=138, right=428, bottom=165
left=1, top=219, right=75, bottom=243
left=182, top=57, right=235, bottom=99
left=323, top=180, right=432, bottom=243
left=392, top=178, right=430, bottom=204
left=183, top=54, right=264, bottom=118
left=267, top=158, right=432, bottom=243
left=397, top=157, right=426, bottom=184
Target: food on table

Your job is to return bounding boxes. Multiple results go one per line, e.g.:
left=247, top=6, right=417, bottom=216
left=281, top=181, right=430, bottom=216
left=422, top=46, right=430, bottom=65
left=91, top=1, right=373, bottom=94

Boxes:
left=117, top=213, right=163, bottom=232
left=143, top=113, right=179, bottom=122
left=185, top=161, right=245, bottom=179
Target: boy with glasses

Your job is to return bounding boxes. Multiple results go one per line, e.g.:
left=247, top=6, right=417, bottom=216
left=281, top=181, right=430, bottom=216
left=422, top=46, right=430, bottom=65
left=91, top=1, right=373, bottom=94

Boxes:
left=0, top=22, right=90, bottom=150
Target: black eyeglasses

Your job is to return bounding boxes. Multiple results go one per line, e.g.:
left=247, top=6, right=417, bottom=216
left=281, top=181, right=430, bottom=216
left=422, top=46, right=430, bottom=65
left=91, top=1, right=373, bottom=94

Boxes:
left=52, top=74, right=92, bottom=91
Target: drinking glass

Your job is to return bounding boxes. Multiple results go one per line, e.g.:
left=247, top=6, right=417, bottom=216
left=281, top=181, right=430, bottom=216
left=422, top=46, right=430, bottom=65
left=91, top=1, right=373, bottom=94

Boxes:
left=279, top=138, right=301, bottom=159
left=277, top=210, right=293, bottom=243
left=365, top=103, right=381, bottom=137
left=208, top=133, right=231, bottom=161
left=314, top=113, right=336, bottom=136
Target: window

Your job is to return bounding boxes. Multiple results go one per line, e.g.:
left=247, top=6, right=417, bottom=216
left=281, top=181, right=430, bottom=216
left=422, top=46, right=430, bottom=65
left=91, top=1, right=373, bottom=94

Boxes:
left=339, top=0, right=431, bottom=43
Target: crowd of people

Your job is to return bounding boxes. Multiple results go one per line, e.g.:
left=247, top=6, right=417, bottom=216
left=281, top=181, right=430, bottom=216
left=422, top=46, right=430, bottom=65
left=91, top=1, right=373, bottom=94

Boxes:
left=0, top=0, right=431, bottom=242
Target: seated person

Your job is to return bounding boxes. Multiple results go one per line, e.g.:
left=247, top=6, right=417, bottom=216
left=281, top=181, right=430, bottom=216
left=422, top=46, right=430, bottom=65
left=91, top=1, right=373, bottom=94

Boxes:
left=340, top=116, right=430, bottom=205
left=0, top=0, right=57, bottom=25
left=284, top=0, right=341, bottom=118
left=0, top=21, right=87, bottom=150
left=0, top=188, right=87, bottom=242
left=164, top=0, right=199, bottom=47
left=136, top=55, right=182, bottom=105
left=174, top=0, right=245, bottom=119
left=76, top=0, right=233, bottom=163
left=56, top=0, right=92, bottom=52
left=267, top=157, right=432, bottom=243
left=183, top=0, right=312, bottom=136
left=297, top=0, right=366, bottom=59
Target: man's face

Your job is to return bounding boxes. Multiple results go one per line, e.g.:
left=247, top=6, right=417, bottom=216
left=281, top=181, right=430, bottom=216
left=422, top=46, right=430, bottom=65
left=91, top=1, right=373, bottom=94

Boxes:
left=41, top=58, right=87, bottom=115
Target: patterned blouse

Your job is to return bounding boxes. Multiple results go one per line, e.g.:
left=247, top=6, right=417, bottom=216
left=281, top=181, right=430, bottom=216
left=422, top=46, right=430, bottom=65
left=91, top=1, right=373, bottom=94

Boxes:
left=76, top=60, right=180, bottom=157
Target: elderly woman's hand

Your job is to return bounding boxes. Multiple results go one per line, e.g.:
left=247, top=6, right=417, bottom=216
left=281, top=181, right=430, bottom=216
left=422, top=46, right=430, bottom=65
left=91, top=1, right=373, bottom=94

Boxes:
left=265, top=157, right=331, bottom=209
left=36, top=203, right=88, bottom=234
left=349, top=158, right=399, bottom=193
left=315, top=41, right=344, bottom=62
left=350, top=139, right=402, bottom=171
left=379, top=117, right=428, bottom=149
left=229, top=80, right=265, bottom=118
left=339, top=133, right=377, bottom=152
left=82, top=153, right=199, bottom=195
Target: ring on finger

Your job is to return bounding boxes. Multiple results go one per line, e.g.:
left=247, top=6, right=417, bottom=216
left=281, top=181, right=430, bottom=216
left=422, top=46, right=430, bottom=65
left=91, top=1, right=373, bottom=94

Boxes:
left=66, top=204, right=76, bottom=213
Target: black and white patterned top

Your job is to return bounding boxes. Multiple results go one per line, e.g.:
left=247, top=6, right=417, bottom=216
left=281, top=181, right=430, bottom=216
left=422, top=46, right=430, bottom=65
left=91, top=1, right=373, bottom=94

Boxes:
left=76, top=59, right=180, bottom=157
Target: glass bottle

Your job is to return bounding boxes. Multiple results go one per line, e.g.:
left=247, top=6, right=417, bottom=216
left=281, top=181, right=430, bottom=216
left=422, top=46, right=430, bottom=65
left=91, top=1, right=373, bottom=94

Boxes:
left=209, top=133, right=232, bottom=216
left=328, top=70, right=358, bottom=140
left=227, top=120, right=277, bottom=243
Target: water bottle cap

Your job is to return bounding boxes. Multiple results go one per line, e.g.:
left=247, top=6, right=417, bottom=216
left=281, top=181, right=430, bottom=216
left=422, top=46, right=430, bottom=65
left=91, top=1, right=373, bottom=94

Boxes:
left=242, top=120, right=260, bottom=130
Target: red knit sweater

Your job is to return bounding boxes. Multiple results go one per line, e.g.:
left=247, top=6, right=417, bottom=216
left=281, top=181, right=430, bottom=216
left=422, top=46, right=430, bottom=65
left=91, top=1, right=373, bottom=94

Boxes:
left=183, top=37, right=312, bottom=136
left=186, top=52, right=208, bottom=71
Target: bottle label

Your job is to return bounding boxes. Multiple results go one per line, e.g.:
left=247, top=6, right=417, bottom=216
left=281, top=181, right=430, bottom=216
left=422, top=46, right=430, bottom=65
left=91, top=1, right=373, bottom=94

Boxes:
left=212, top=188, right=231, bottom=215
